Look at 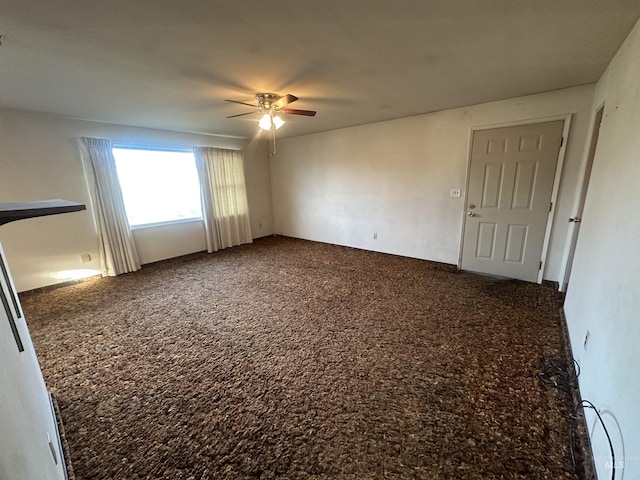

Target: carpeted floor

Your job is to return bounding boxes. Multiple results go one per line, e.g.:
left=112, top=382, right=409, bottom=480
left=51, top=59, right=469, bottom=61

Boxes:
left=22, top=237, right=583, bottom=479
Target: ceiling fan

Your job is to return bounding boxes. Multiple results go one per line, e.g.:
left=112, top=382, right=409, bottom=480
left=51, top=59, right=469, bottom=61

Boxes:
left=225, top=93, right=316, bottom=155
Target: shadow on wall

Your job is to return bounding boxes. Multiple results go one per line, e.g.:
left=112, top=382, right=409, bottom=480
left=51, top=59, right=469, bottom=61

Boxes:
left=587, top=409, right=624, bottom=479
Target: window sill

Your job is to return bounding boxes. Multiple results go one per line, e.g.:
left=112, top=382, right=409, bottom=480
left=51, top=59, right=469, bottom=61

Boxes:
left=130, top=217, right=203, bottom=230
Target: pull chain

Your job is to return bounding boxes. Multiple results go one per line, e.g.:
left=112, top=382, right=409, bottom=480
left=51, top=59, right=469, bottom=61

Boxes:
left=270, top=120, right=277, bottom=156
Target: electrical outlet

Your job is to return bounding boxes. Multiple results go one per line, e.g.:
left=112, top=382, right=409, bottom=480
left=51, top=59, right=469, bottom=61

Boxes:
left=450, top=188, right=461, bottom=198
left=583, top=330, right=590, bottom=350
left=80, top=253, right=92, bottom=263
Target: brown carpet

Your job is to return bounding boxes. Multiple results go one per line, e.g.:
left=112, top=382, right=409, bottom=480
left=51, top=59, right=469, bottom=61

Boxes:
left=22, top=236, right=581, bottom=479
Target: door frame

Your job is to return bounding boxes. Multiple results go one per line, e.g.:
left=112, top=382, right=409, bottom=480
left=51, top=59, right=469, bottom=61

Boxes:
left=557, top=103, right=605, bottom=292
left=457, top=114, right=573, bottom=284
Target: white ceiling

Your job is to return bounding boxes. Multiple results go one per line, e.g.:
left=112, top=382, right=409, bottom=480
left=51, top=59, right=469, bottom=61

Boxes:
left=1, top=0, right=639, bottom=139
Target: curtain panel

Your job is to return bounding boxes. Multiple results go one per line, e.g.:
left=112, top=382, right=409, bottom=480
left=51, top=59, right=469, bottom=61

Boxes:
left=194, top=147, right=252, bottom=252
left=78, top=137, right=141, bottom=276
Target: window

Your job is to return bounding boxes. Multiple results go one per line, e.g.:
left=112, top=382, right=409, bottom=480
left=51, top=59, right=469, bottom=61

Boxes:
left=112, top=147, right=202, bottom=227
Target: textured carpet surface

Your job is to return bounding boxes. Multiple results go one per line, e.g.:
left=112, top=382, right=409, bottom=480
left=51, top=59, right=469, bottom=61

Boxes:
left=22, top=237, right=580, bottom=479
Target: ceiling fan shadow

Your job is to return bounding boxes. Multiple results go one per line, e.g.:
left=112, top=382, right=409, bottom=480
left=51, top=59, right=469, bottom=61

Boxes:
left=179, top=66, right=254, bottom=97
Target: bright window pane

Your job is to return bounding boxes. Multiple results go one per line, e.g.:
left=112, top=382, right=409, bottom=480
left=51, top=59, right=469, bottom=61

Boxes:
left=113, top=148, right=202, bottom=226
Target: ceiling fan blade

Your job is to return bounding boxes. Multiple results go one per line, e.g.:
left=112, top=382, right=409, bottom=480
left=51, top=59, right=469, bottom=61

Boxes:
left=225, top=99, right=258, bottom=108
left=273, top=94, right=298, bottom=109
left=226, top=112, right=255, bottom=118
left=283, top=108, right=317, bottom=117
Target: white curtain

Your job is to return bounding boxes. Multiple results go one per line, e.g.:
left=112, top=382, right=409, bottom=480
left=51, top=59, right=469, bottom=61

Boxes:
left=79, top=137, right=141, bottom=276
left=194, top=147, right=253, bottom=252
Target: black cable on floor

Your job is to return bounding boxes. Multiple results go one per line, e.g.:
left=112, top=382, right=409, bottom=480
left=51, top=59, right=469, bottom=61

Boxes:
left=537, top=356, right=615, bottom=479
left=538, top=353, right=580, bottom=390
left=570, top=399, right=616, bottom=480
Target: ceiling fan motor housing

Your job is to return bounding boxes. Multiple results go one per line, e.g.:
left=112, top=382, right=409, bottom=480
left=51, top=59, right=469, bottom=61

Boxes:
left=257, top=93, right=281, bottom=110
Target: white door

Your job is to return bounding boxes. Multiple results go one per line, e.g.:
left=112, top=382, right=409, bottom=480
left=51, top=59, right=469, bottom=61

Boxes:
left=559, top=106, right=604, bottom=291
left=461, top=121, right=564, bottom=282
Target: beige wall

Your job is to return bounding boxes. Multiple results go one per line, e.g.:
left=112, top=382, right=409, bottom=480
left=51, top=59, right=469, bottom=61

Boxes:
left=564, top=17, right=640, bottom=479
left=243, top=138, right=274, bottom=239
left=0, top=109, right=274, bottom=291
left=271, top=85, right=595, bottom=282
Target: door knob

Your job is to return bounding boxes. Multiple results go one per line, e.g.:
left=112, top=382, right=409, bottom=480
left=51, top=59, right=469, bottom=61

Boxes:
left=569, top=217, right=582, bottom=223
left=467, top=211, right=476, bottom=217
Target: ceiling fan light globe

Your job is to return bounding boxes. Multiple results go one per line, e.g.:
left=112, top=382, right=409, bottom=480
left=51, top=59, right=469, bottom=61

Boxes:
left=259, top=114, right=272, bottom=131
left=273, top=115, right=285, bottom=129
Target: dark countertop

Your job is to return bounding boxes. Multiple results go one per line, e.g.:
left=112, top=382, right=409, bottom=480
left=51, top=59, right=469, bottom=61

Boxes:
left=0, top=199, right=86, bottom=226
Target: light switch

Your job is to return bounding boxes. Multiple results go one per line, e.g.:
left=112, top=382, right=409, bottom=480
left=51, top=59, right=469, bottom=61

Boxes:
left=450, top=188, right=461, bottom=198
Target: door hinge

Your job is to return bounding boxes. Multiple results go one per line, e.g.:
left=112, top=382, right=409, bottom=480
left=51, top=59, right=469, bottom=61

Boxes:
left=539, top=261, right=543, bottom=270
left=549, top=202, right=553, bottom=212
left=560, top=137, right=564, bottom=147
